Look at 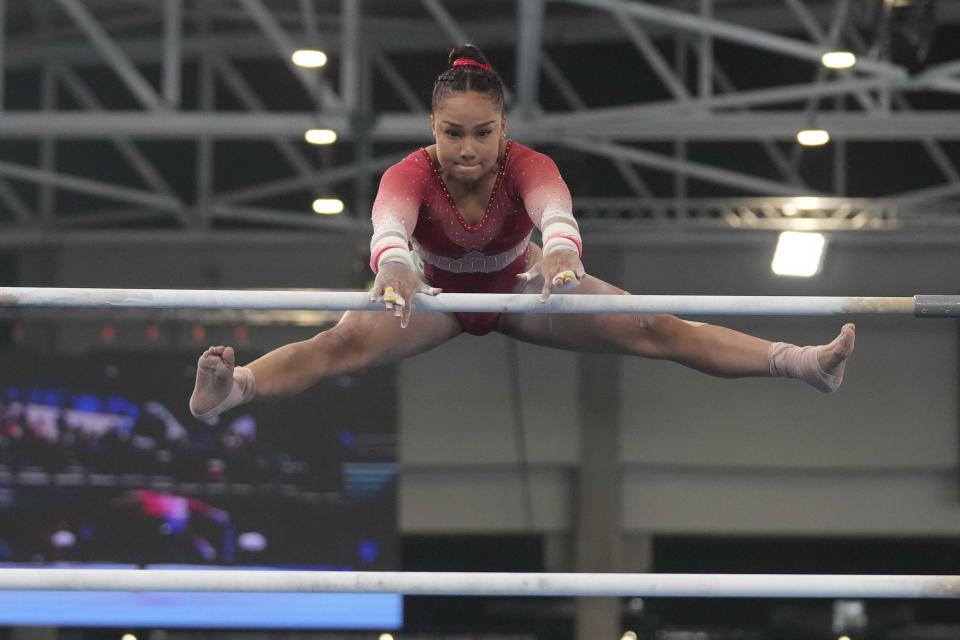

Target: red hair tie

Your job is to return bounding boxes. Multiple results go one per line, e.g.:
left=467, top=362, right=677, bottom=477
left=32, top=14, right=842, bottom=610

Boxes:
left=452, top=58, right=492, bottom=72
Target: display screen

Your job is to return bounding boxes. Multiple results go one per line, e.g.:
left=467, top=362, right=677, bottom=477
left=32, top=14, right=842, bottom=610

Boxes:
left=0, top=348, right=401, bottom=629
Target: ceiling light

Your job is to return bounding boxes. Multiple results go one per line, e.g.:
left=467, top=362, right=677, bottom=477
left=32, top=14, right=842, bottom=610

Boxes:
left=305, top=129, right=337, bottom=145
left=772, top=231, right=826, bottom=277
left=797, top=129, right=830, bottom=146
left=821, top=51, right=857, bottom=69
left=292, top=49, right=328, bottom=68
left=792, top=196, right=823, bottom=210
left=312, top=198, right=344, bottom=215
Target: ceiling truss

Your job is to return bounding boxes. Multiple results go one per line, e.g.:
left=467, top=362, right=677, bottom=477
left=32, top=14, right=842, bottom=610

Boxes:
left=1, top=0, right=959, bottom=245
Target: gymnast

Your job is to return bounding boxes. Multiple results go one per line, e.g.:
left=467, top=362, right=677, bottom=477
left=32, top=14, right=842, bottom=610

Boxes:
left=190, top=45, right=855, bottom=420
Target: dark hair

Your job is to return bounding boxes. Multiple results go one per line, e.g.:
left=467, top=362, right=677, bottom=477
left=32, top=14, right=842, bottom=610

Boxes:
left=431, top=44, right=505, bottom=112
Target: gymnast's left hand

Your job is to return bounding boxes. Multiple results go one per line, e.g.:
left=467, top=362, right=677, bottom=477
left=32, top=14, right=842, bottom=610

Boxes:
left=517, top=249, right=587, bottom=302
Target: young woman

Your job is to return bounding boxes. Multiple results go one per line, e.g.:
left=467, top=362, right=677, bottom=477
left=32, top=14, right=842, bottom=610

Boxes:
left=190, top=45, right=854, bottom=419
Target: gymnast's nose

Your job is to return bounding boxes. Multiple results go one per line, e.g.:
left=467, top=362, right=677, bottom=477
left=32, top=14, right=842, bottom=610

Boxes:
left=459, top=141, right=477, bottom=161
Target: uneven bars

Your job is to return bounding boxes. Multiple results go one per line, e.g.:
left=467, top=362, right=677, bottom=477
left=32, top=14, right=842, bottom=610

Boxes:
left=1, top=287, right=958, bottom=317
left=0, top=569, right=958, bottom=598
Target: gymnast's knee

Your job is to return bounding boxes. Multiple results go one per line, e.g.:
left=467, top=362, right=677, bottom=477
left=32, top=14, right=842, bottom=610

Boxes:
left=308, top=321, right=375, bottom=371
left=620, top=313, right=682, bottom=356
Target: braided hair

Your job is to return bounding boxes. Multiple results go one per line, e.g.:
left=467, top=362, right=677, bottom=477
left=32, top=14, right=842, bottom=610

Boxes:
left=431, top=44, right=505, bottom=112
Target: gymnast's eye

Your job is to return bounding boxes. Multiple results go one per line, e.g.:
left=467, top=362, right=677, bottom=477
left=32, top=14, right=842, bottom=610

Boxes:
left=445, top=129, right=461, bottom=138
left=476, top=130, right=491, bottom=138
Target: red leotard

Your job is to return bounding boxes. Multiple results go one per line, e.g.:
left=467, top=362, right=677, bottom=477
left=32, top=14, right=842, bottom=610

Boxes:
left=371, top=140, right=574, bottom=335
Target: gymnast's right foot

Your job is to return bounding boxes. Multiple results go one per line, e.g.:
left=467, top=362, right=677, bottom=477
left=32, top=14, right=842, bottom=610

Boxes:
left=190, top=346, right=239, bottom=419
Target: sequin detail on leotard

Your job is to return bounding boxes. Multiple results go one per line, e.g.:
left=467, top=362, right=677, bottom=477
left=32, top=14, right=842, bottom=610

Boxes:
left=370, top=141, right=575, bottom=335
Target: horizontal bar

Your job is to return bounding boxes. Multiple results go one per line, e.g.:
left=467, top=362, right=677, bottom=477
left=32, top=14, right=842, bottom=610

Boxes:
left=0, top=287, right=932, bottom=316
left=0, top=569, right=958, bottom=598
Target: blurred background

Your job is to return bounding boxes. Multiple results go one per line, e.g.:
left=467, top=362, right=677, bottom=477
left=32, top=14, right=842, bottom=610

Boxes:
left=1, top=1, right=960, bottom=639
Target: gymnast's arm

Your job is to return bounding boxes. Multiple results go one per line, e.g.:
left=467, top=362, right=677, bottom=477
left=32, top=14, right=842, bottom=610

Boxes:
left=514, top=150, right=586, bottom=301
left=369, top=160, right=441, bottom=328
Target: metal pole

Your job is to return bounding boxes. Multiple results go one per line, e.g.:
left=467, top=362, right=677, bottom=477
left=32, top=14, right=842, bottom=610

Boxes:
left=1, top=287, right=955, bottom=317
left=0, top=0, right=6, bottom=113
left=55, top=0, right=164, bottom=109
left=698, top=0, right=712, bottom=101
left=162, top=0, right=182, bottom=107
left=517, top=0, right=545, bottom=118
left=341, top=0, right=360, bottom=111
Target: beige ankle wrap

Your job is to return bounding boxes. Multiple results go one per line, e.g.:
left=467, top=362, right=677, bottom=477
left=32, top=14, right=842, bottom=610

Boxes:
left=768, top=342, right=844, bottom=393
left=191, top=365, right=257, bottom=420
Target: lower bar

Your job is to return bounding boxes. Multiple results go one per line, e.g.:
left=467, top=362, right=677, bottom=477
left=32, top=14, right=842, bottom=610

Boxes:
left=0, top=569, right=958, bottom=598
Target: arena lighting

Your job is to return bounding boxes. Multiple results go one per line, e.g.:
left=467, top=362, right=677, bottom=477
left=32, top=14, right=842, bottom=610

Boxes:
left=792, top=196, right=823, bottom=210
left=620, top=632, right=638, bottom=640
left=772, top=231, right=826, bottom=277
left=304, top=129, right=337, bottom=145
left=781, top=196, right=823, bottom=216
left=312, top=198, right=344, bottom=215
left=291, top=49, right=327, bottom=68
left=821, top=51, right=857, bottom=69
left=797, top=129, right=830, bottom=146
left=121, top=634, right=137, bottom=640
left=378, top=634, right=394, bottom=640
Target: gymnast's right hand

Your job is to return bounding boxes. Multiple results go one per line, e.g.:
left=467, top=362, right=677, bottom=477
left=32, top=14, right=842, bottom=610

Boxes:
left=369, top=261, right=442, bottom=329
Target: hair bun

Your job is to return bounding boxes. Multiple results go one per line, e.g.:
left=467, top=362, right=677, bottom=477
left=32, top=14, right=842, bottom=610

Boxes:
left=447, top=44, right=491, bottom=69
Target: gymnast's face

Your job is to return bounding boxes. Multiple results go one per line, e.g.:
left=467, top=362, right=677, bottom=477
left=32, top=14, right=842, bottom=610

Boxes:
left=431, top=91, right=506, bottom=185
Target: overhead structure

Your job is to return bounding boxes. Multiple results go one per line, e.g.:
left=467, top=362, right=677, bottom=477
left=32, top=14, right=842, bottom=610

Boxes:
left=0, top=0, right=958, bottom=244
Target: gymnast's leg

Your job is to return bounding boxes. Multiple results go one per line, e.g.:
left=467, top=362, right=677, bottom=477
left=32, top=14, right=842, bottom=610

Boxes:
left=189, top=309, right=461, bottom=419
left=497, top=249, right=854, bottom=392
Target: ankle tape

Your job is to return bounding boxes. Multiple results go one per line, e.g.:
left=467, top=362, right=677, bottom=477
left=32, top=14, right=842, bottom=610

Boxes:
left=193, top=366, right=257, bottom=420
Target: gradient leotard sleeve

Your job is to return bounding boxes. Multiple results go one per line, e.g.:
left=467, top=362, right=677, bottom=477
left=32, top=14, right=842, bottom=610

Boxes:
left=369, top=154, right=427, bottom=273
left=511, top=147, right=582, bottom=256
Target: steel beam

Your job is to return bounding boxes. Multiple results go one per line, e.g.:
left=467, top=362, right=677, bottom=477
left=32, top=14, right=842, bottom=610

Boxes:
left=213, top=53, right=315, bottom=180
left=918, top=59, right=960, bottom=81
left=195, top=11, right=213, bottom=228
left=2, top=111, right=960, bottom=141
left=7, top=5, right=960, bottom=71
left=57, top=64, right=188, bottom=226
left=613, top=10, right=689, bottom=101
left=540, top=76, right=898, bottom=124
left=52, top=208, right=171, bottom=227
left=702, top=43, right=803, bottom=187
left=418, top=0, right=515, bottom=104
left=209, top=203, right=363, bottom=231
left=54, top=0, right=164, bottom=110
left=561, top=138, right=823, bottom=196
left=890, top=183, right=960, bottom=206
left=215, top=152, right=406, bottom=205
left=0, top=0, right=5, bottom=112
left=39, top=61, right=57, bottom=224
left=562, top=0, right=907, bottom=79
left=0, top=178, right=32, bottom=224
left=340, top=0, right=360, bottom=111
left=235, top=0, right=341, bottom=110
left=0, top=160, right=182, bottom=212
left=517, top=0, right=545, bottom=117
left=372, top=49, right=426, bottom=112
left=162, top=0, right=182, bottom=107
left=698, top=0, right=712, bottom=101
left=542, top=54, right=653, bottom=198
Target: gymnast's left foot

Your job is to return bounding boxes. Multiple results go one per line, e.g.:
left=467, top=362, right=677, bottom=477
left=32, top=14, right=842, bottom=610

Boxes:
left=817, top=322, right=856, bottom=379
left=768, top=323, right=856, bottom=393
